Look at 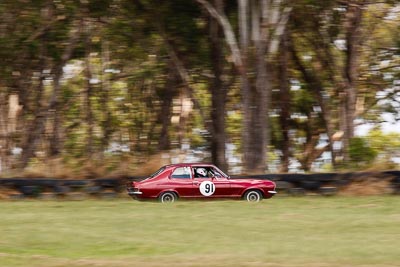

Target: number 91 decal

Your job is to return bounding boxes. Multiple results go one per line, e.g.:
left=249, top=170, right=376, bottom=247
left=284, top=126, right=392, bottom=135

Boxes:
left=199, top=181, right=215, bottom=196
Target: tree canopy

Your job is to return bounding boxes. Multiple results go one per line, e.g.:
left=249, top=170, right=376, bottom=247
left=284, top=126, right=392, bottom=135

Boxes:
left=0, top=0, right=399, bottom=176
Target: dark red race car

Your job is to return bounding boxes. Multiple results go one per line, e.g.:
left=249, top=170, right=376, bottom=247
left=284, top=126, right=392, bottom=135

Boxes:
left=127, top=163, right=276, bottom=203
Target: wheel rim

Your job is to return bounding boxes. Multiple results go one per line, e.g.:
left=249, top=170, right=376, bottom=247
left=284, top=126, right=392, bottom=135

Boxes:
left=162, top=193, right=175, bottom=203
left=247, top=191, right=260, bottom=202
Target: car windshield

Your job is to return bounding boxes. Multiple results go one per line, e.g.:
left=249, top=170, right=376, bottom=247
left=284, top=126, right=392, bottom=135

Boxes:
left=214, top=167, right=229, bottom=178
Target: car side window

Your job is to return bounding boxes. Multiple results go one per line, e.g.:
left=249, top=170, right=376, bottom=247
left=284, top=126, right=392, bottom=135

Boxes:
left=171, top=167, right=191, bottom=179
left=194, top=167, right=217, bottom=178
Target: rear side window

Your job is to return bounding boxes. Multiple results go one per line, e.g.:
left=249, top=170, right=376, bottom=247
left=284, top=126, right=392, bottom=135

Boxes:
left=150, top=167, right=165, bottom=178
left=171, top=167, right=191, bottom=179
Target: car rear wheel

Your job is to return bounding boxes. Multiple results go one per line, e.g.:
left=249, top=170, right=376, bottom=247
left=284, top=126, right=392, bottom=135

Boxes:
left=244, top=190, right=263, bottom=202
left=159, top=191, right=177, bottom=203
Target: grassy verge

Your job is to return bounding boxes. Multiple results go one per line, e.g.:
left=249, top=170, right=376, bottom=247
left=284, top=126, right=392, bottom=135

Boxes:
left=1, top=196, right=399, bottom=267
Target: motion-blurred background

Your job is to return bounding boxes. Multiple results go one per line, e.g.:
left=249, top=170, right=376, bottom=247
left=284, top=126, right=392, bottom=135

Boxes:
left=0, top=0, right=399, bottom=178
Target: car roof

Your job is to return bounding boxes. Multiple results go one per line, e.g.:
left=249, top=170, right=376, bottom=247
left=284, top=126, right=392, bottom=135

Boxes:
left=164, top=163, right=215, bottom=168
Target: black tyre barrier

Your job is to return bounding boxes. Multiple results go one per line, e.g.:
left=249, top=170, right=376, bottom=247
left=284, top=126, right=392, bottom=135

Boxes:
left=386, top=171, right=400, bottom=188
left=62, top=180, right=90, bottom=187
left=390, top=177, right=400, bottom=194
left=232, top=171, right=400, bottom=196
left=31, top=179, right=61, bottom=187
left=307, top=173, right=338, bottom=182
left=275, top=181, right=292, bottom=191
left=1, top=179, right=31, bottom=187
left=1, top=171, right=400, bottom=199
left=300, top=180, right=322, bottom=191
left=94, top=178, right=124, bottom=192
left=53, top=185, right=71, bottom=195
left=19, top=185, right=41, bottom=197
left=85, top=185, right=104, bottom=195
left=318, top=187, right=337, bottom=196
left=0, top=178, right=127, bottom=199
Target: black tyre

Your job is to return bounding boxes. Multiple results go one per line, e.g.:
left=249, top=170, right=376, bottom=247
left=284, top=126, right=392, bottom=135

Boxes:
left=244, top=190, right=263, bottom=202
left=19, top=185, right=41, bottom=197
left=159, top=191, right=177, bottom=203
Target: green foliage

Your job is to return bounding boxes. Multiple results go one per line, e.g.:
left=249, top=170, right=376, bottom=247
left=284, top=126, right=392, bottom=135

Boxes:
left=292, top=87, right=315, bottom=116
left=366, top=129, right=400, bottom=165
left=349, top=137, right=377, bottom=167
left=0, top=0, right=399, bottom=173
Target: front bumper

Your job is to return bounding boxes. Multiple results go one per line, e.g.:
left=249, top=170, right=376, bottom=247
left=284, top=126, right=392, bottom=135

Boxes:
left=264, top=190, right=277, bottom=199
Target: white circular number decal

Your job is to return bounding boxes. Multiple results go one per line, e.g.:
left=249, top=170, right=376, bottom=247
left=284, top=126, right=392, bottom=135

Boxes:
left=199, top=181, right=215, bottom=196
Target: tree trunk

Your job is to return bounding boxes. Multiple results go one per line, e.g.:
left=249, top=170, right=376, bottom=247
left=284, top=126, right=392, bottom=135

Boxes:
left=99, top=40, right=113, bottom=157
left=49, top=18, right=83, bottom=156
left=209, top=0, right=228, bottom=171
left=49, top=70, right=62, bottom=156
left=157, top=74, right=175, bottom=151
left=197, top=0, right=291, bottom=173
left=0, top=94, right=8, bottom=173
left=238, top=0, right=253, bottom=173
left=342, top=1, right=364, bottom=162
left=84, top=34, right=94, bottom=156
left=19, top=17, right=82, bottom=168
left=156, top=62, right=177, bottom=151
left=247, top=42, right=268, bottom=173
left=290, top=39, right=338, bottom=169
left=279, top=29, right=290, bottom=172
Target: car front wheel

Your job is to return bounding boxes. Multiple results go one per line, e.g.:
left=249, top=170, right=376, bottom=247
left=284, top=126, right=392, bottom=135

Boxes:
left=244, top=190, right=263, bottom=202
left=159, top=191, right=177, bottom=203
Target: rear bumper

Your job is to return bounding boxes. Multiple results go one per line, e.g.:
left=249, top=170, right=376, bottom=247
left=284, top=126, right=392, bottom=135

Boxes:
left=127, top=187, right=143, bottom=198
left=268, top=190, right=277, bottom=194
left=128, top=191, right=143, bottom=195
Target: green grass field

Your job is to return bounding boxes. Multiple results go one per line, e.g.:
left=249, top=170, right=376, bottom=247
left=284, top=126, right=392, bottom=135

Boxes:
left=1, top=196, right=399, bottom=267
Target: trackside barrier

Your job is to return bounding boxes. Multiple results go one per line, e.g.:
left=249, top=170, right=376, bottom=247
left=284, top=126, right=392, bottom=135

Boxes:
left=0, top=171, right=399, bottom=199
left=232, top=170, right=400, bottom=196
left=0, top=178, right=132, bottom=200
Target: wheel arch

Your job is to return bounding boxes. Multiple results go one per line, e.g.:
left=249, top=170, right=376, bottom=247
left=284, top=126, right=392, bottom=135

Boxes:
left=241, top=188, right=265, bottom=198
left=157, top=189, right=180, bottom=199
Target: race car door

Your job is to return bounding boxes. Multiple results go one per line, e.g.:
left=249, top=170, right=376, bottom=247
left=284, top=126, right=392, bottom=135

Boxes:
left=191, top=166, right=231, bottom=198
left=168, top=166, right=194, bottom=197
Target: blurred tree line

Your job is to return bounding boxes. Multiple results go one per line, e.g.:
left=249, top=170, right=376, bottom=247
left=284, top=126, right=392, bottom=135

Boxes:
left=0, top=0, right=399, bottom=175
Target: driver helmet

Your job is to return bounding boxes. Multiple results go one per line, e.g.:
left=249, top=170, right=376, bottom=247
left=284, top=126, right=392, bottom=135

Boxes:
left=196, top=168, right=207, bottom=177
